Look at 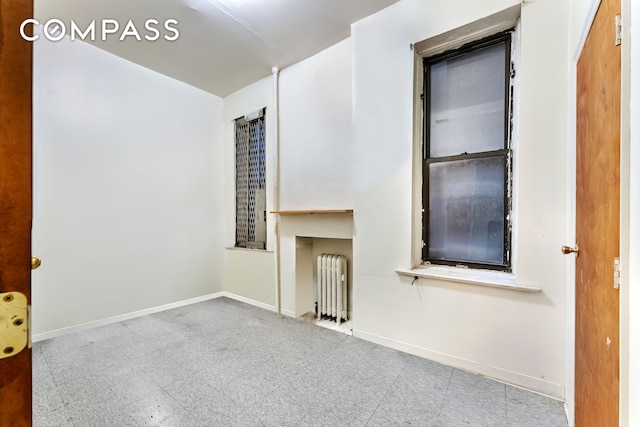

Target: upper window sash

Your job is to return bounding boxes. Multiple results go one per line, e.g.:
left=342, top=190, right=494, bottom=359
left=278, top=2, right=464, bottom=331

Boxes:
left=423, top=31, right=513, bottom=160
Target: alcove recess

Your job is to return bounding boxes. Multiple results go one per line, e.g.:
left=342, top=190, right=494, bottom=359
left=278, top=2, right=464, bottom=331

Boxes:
left=271, top=210, right=353, bottom=334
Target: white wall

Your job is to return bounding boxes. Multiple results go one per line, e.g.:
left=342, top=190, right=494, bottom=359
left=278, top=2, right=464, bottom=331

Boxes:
left=222, top=77, right=276, bottom=307
left=279, top=38, right=353, bottom=210
left=351, top=0, right=570, bottom=398
left=221, top=40, right=353, bottom=308
left=569, top=0, right=601, bottom=58
left=32, top=34, right=225, bottom=335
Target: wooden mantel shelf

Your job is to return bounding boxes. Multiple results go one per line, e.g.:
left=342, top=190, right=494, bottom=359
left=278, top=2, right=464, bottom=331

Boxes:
left=270, top=209, right=353, bottom=215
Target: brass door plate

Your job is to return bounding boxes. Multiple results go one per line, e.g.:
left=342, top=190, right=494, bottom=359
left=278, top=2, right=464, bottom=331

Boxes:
left=0, top=292, right=28, bottom=359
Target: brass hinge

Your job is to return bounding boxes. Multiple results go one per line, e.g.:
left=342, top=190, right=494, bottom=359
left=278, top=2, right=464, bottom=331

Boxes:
left=0, top=292, right=29, bottom=359
left=615, top=14, right=622, bottom=46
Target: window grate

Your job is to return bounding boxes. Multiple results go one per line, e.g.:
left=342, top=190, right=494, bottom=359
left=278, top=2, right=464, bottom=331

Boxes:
left=235, top=110, right=266, bottom=248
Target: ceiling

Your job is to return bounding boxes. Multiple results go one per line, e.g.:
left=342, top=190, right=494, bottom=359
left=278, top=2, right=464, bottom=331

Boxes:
left=35, top=0, right=401, bottom=97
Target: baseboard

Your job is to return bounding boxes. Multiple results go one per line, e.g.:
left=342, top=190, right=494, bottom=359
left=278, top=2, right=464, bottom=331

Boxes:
left=280, top=308, right=296, bottom=318
left=32, top=291, right=280, bottom=342
left=217, top=291, right=277, bottom=313
left=353, top=328, right=565, bottom=400
left=32, top=292, right=224, bottom=342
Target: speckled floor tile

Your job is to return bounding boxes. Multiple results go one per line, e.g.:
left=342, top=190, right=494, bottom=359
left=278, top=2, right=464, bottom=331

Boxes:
left=32, top=297, right=568, bottom=427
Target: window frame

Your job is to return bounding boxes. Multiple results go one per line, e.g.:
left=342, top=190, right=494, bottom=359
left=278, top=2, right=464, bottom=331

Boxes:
left=421, top=30, right=515, bottom=272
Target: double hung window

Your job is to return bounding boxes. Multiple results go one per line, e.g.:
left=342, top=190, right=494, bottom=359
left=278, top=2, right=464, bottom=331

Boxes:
left=423, top=32, right=514, bottom=270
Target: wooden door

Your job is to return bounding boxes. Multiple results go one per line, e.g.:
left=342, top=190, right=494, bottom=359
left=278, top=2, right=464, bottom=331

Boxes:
left=575, top=0, right=621, bottom=424
left=0, top=0, right=33, bottom=426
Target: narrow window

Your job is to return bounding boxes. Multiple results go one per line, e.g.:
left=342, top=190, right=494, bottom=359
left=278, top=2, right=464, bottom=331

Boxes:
left=235, top=109, right=266, bottom=249
left=423, top=32, right=513, bottom=270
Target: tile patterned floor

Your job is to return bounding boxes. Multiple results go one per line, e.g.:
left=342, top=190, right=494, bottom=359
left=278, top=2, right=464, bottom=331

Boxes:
left=33, top=297, right=568, bottom=426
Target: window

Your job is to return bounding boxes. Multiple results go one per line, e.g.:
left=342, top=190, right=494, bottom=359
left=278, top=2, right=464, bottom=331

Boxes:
left=235, top=108, right=266, bottom=249
left=423, top=31, right=513, bottom=271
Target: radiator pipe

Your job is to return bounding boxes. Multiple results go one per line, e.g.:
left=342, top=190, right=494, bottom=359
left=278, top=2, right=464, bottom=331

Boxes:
left=272, top=66, right=282, bottom=314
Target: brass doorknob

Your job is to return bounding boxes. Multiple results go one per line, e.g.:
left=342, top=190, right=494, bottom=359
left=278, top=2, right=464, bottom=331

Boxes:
left=31, top=256, right=41, bottom=270
left=561, top=245, right=579, bottom=256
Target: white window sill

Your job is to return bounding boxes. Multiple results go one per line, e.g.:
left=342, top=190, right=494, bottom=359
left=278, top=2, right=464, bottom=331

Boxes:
left=225, top=247, right=274, bottom=254
left=395, top=265, right=541, bottom=293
